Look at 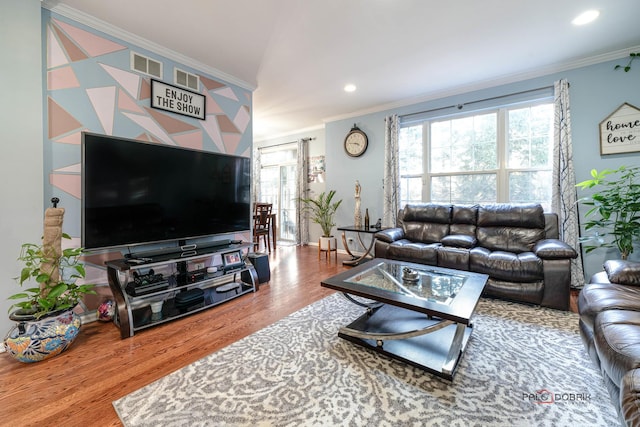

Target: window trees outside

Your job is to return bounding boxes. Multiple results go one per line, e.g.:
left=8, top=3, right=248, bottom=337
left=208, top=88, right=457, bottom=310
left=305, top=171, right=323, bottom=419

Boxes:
left=399, top=100, right=553, bottom=210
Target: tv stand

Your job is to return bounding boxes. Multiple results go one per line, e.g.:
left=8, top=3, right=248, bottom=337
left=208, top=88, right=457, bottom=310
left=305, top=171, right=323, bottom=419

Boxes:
left=106, top=242, right=258, bottom=338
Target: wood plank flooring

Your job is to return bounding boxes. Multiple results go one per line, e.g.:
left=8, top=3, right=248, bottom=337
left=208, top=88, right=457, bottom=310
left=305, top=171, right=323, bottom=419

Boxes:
left=0, top=245, right=579, bottom=426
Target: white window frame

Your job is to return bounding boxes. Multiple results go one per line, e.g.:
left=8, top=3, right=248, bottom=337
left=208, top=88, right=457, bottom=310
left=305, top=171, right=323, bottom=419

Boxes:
left=399, top=97, right=554, bottom=209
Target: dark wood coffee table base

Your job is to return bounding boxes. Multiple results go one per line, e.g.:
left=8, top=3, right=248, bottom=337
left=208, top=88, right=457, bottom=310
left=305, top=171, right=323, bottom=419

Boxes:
left=338, top=302, right=473, bottom=381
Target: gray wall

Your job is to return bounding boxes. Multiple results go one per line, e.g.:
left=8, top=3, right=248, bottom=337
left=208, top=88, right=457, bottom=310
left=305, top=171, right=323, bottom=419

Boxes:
left=323, top=57, right=640, bottom=283
left=0, top=0, right=44, bottom=337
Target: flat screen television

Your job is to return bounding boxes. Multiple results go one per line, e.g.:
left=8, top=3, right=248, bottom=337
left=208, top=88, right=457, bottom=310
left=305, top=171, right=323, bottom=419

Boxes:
left=81, top=132, right=251, bottom=252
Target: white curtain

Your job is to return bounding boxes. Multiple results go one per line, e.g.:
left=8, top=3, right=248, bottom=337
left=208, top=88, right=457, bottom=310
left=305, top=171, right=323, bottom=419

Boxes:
left=252, top=146, right=261, bottom=205
left=383, top=114, right=400, bottom=227
left=552, top=79, right=585, bottom=289
left=297, top=138, right=310, bottom=245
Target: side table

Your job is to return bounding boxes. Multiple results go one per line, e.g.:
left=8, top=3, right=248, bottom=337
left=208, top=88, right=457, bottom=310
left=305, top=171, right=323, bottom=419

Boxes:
left=338, top=225, right=385, bottom=266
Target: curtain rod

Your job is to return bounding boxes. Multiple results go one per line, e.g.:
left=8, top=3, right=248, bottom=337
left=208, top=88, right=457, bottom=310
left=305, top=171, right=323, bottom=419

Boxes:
left=401, top=85, right=554, bottom=120
left=257, top=137, right=316, bottom=150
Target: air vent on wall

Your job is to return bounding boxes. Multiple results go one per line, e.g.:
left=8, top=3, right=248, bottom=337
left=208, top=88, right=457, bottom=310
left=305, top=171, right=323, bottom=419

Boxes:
left=131, top=52, right=162, bottom=79
left=175, top=68, right=199, bottom=91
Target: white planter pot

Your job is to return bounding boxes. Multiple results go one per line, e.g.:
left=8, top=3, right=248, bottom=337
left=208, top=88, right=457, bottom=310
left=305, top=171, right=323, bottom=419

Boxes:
left=319, top=236, right=337, bottom=251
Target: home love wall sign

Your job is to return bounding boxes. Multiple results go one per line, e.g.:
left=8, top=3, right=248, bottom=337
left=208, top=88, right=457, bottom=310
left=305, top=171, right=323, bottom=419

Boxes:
left=599, top=102, right=640, bottom=155
left=151, top=80, right=206, bottom=120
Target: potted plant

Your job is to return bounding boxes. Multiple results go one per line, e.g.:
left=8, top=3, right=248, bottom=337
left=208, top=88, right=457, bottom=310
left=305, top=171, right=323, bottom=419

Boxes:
left=4, top=202, right=95, bottom=363
left=576, top=165, right=640, bottom=260
left=299, top=190, right=342, bottom=250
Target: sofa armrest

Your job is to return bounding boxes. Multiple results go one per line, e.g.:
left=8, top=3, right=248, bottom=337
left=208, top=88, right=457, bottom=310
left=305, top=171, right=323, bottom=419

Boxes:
left=534, top=239, right=577, bottom=260
left=374, top=227, right=404, bottom=244
left=604, top=260, right=640, bottom=286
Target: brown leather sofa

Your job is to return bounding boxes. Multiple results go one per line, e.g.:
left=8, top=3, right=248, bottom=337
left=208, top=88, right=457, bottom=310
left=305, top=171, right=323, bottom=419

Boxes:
left=374, top=203, right=578, bottom=310
left=579, top=260, right=640, bottom=426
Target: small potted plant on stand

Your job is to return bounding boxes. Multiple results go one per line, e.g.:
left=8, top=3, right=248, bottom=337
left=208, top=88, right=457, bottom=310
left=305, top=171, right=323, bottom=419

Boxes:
left=300, top=190, right=342, bottom=256
left=4, top=199, right=95, bottom=363
left=576, top=166, right=640, bottom=260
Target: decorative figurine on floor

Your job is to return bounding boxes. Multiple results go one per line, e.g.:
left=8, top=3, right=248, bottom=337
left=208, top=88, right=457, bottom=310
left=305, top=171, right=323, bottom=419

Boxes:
left=98, top=300, right=115, bottom=322
left=354, top=180, right=362, bottom=228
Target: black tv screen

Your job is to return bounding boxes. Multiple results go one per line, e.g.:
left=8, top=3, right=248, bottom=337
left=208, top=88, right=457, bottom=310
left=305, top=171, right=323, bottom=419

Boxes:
left=82, top=132, right=251, bottom=251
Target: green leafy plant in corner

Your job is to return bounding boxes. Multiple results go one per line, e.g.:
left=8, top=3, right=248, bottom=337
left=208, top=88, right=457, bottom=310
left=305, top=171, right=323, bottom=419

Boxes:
left=299, top=190, right=343, bottom=237
left=614, top=53, right=640, bottom=72
left=8, top=233, right=95, bottom=319
left=576, top=166, right=640, bottom=259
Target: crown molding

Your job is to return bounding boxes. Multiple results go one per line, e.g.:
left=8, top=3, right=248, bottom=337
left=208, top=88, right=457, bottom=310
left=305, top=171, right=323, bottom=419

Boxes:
left=254, top=124, right=325, bottom=143
left=42, top=2, right=256, bottom=91
left=323, top=45, right=640, bottom=125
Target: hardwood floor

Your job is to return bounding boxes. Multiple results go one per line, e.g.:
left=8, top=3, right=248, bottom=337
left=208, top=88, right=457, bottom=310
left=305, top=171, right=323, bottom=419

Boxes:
left=0, top=245, right=580, bottom=426
left=0, top=245, right=351, bottom=426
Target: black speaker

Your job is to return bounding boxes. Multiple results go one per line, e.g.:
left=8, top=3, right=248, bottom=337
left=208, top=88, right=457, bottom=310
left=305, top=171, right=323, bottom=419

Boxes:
left=246, top=252, right=270, bottom=284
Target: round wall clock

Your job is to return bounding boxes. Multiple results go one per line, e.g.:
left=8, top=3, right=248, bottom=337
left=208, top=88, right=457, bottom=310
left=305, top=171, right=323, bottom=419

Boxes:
left=344, top=125, right=368, bottom=157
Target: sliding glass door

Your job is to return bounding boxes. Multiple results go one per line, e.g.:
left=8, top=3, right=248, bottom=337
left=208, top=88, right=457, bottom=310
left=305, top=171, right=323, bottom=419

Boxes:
left=259, top=144, right=298, bottom=243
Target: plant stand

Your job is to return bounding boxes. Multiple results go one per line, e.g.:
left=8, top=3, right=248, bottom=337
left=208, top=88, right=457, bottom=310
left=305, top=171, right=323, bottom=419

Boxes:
left=318, top=237, right=338, bottom=262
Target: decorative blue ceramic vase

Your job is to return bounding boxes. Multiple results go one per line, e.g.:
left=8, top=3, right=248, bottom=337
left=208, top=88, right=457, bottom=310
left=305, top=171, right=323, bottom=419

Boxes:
left=3, top=309, right=81, bottom=363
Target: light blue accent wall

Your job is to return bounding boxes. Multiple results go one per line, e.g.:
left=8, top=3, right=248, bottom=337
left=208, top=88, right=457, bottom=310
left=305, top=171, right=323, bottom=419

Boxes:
left=42, top=10, right=253, bottom=241
left=325, top=58, right=640, bottom=282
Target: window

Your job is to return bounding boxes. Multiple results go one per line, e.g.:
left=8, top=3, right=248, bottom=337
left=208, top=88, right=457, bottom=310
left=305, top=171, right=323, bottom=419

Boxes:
left=399, top=99, right=554, bottom=210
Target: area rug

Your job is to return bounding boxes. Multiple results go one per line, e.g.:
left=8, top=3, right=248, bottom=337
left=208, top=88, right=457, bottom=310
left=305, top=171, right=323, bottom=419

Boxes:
left=113, top=293, right=618, bottom=426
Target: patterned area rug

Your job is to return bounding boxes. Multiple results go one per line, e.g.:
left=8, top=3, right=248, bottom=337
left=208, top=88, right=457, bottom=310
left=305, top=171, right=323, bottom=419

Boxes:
left=113, top=293, right=618, bottom=426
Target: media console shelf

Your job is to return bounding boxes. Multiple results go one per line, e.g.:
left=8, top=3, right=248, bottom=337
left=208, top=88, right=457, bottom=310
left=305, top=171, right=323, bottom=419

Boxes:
left=106, top=243, right=258, bottom=338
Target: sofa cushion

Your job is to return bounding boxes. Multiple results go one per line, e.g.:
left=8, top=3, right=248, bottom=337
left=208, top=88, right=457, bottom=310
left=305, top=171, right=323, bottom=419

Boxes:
left=477, top=203, right=545, bottom=228
left=402, top=204, right=451, bottom=243
left=450, top=205, right=478, bottom=236
left=388, top=240, right=439, bottom=265
left=594, top=309, right=640, bottom=388
left=476, top=204, right=545, bottom=253
left=436, top=246, right=470, bottom=270
left=604, top=260, right=640, bottom=286
left=469, top=247, right=543, bottom=281
left=578, top=281, right=640, bottom=330
left=482, top=277, right=544, bottom=305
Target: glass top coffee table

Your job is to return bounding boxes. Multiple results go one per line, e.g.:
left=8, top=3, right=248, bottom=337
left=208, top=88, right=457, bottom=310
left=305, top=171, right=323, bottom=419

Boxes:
left=321, top=258, right=488, bottom=380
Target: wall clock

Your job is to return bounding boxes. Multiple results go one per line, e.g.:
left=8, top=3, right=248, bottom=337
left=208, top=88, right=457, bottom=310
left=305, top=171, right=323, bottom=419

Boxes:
left=344, top=124, right=368, bottom=157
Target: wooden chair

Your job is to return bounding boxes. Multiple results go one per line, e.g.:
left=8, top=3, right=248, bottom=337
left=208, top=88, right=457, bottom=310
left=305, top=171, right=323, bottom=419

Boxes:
left=253, top=203, right=273, bottom=252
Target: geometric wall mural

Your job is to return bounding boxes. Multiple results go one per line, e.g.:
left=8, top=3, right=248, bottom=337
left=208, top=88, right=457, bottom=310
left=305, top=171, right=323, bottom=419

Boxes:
left=45, top=12, right=253, bottom=237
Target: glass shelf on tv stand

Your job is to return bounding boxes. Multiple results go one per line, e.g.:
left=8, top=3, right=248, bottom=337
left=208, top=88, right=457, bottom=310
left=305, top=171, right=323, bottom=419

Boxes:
left=106, top=242, right=258, bottom=338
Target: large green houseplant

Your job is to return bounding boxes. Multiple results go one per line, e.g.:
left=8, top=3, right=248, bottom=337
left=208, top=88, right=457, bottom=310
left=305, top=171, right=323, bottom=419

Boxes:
left=576, top=165, right=640, bottom=259
left=4, top=202, right=95, bottom=363
left=8, top=233, right=95, bottom=319
left=299, top=190, right=343, bottom=238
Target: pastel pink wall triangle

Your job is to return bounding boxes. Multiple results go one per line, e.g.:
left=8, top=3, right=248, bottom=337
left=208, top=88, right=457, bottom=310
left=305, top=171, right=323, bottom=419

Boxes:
left=49, top=172, right=81, bottom=199
left=54, top=18, right=126, bottom=57
left=48, top=66, right=80, bottom=90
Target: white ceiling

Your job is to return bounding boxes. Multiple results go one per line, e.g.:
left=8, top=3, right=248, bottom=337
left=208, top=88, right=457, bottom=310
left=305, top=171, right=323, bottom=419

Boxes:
left=51, top=0, right=640, bottom=140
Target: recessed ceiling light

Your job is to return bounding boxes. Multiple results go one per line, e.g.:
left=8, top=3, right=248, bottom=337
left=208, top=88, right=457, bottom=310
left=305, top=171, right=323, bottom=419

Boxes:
left=344, top=84, right=357, bottom=93
left=572, top=9, right=600, bottom=26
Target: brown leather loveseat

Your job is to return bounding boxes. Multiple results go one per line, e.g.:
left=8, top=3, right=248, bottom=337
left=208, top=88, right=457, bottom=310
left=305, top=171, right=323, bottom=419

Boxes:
left=579, top=260, right=640, bottom=426
left=374, top=203, right=578, bottom=310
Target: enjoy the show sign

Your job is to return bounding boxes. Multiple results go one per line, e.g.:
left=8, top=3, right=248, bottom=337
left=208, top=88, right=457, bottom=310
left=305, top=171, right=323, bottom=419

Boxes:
left=151, top=80, right=206, bottom=120
left=599, top=103, right=640, bottom=155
